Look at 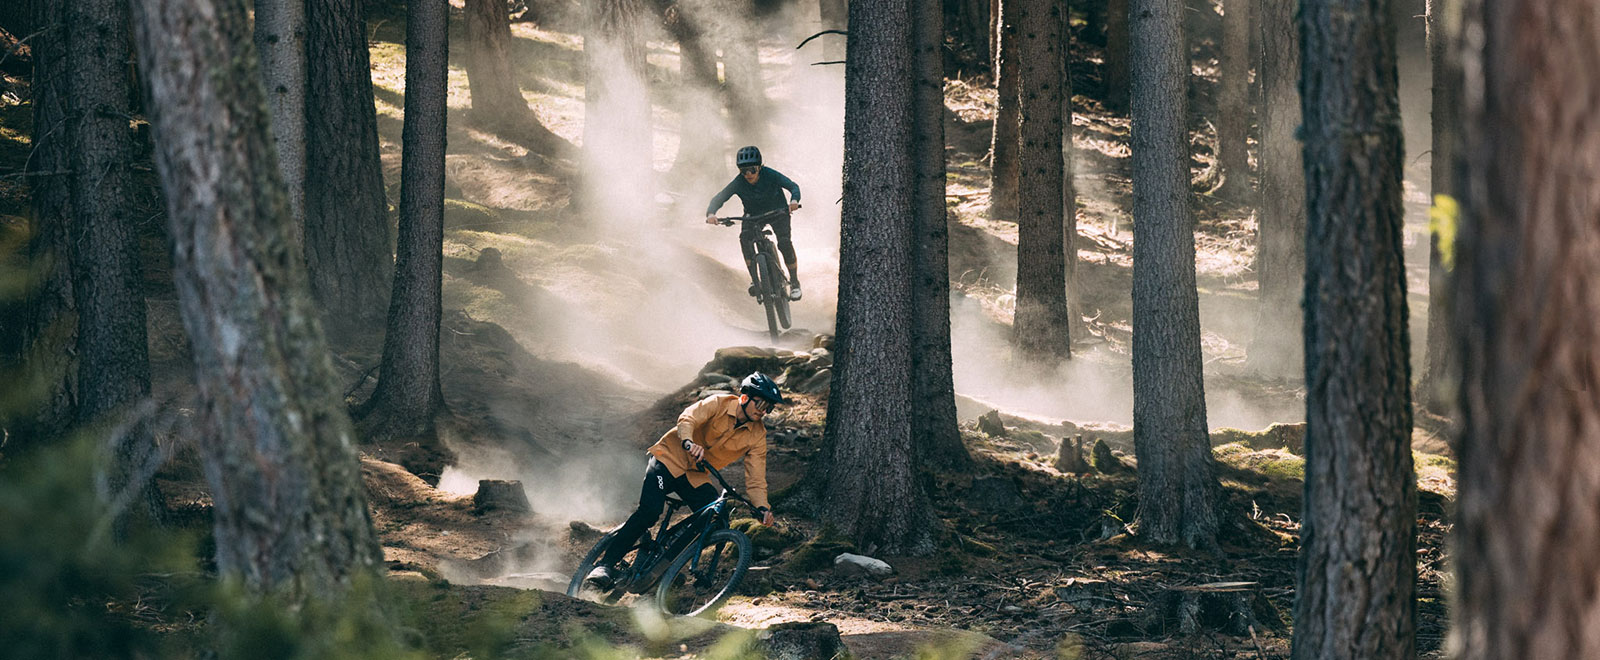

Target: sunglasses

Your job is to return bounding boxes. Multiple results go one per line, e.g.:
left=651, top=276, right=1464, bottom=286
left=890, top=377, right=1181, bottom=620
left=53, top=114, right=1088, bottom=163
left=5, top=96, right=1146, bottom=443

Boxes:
left=740, top=166, right=760, bottom=175
left=749, top=398, right=774, bottom=412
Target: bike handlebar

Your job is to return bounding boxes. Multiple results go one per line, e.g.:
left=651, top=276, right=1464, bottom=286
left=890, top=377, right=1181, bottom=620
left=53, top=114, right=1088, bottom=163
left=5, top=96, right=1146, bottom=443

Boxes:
left=715, top=205, right=800, bottom=226
left=695, top=460, right=761, bottom=510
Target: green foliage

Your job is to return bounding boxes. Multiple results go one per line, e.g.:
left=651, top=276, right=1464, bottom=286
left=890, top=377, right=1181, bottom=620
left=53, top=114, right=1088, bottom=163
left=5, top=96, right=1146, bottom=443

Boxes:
left=204, top=575, right=424, bottom=660
left=784, top=528, right=857, bottom=573
left=1429, top=194, right=1459, bottom=270
left=0, top=438, right=195, bottom=659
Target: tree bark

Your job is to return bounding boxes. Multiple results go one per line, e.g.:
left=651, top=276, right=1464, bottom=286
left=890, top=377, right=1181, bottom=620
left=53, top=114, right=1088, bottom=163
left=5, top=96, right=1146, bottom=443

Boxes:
left=1453, top=0, right=1600, bottom=656
left=1129, top=0, right=1218, bottom=550
left=305, top=0, right=393, bottom=336
left=910, top=0, right=970, bottom=473
left=1245, top=0, right=1304, bottom=377
left=464, top=0, right=574, bottom=158
left=1011, top=0, right=1069, bottom=360
left=359, top=0, right=449, bottom=437
left=12, top=0, right=78, bottom=448
left=1103, top=0, right=1130, bottom=112
left=1417, top=0, right=1457, bottom=413
left=1061, top=4, right=1081, bottom=338
left=1290, top=1, right=1417, bottom=657
left=130, top=0, right=383, bottom=601
left=810, top=0, right=937, bottom=555
left=1215, top=0, right=1251, bottom=200
left=254, top=0, right=307, bottom=249
left=66, top=0, right=162, bottom=527
left=988, top=0, right=1019, bottom=220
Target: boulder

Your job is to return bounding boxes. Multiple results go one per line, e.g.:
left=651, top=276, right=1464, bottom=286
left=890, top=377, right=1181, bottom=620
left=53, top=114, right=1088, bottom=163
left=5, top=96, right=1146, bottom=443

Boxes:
left=791, top=368, right=832, bottom=395
left=758, top=621, right=847, bottom=660
left=473, top=246, right=504, bottom=270
left=473, top=480, right=531, bottom=514
left=700, top=346, right=799, bottom=382
left=1092, top=438, right=1132, bottom=475
left=569, top=520, right=606, bottom=544
left=834, top=553, right=894, bottom=579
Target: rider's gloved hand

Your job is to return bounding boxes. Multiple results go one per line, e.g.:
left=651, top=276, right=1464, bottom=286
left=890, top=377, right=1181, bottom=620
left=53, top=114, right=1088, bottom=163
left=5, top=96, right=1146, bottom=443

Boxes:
left=757, top=506, right=775, bottom=526
left=705, top=214, right=718, bottom=225
left=683, top=438, right=706, bottom=460
left=787, top=202, right=800, bottom=213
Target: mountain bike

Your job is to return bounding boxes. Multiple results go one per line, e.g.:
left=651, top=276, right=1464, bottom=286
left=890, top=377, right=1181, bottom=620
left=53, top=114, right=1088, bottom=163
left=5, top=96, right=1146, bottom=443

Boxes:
left=716, top=206, right=797, bottom=343
left=567, top=461, right=755, bottom=617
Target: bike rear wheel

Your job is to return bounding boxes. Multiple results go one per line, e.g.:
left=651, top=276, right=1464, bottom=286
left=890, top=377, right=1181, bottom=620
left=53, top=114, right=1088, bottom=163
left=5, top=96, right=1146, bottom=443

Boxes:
left=768, top=254, right=792, bottom=330
left=654, top=528, right=752, bottom=618
left=756, top=255, right=780, bottom=342
left=567, top=530, right=618, bottom=597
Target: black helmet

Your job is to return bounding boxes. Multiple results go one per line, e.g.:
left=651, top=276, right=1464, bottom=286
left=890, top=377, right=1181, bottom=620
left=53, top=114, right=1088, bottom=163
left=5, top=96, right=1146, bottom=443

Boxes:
left=739, top=372, right=784, bottom=405
left=735, top=145, right=762, bottom=169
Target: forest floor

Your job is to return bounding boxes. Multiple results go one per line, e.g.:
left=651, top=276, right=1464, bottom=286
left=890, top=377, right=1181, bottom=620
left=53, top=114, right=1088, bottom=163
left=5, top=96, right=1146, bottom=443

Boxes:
left=0, top=2, right=1454, bottom=658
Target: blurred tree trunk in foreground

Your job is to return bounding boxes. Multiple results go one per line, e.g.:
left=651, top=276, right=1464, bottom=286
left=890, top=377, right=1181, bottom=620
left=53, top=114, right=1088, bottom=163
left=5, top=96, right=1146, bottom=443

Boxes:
left=131, top=0, right=384, bottom=601
left=1453, top=0, right=1600, bottom=656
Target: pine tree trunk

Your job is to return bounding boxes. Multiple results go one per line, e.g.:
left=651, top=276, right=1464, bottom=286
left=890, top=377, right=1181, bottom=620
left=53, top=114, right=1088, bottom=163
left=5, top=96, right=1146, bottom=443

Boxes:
left=14, top=0, right=78, bottom=447
left=1215, top=0, right=1251, bottom=200
left=1245, top=0, right=1304, bottom=377
left=305, top=0, right=393, bottom=336
left=1103, top=0, right=1130, bottom=112
left=1418, top=0, right=1457, bottom=414
left=910, top=0, right=970, bottom=473
left=131, top=0, right=383, bottom=601
left=652, top=0, right=725, bottom=175
left=66, top=0, right=162, bottom=526
left=360, top=0, right=449, bottom=437
left=1290, top=1, right=1417, bottom=657
left=988, top=0, right=1019, bottom=220
left=1011, top=0, right=1069, bottom=360
left=721, top=5, right=768, bottom=147
left=1129, top=0, right=1218, bottom=551
left=464, top=0, right=574, bottom=157
left=582, top=0, right=653, bottom=215
left=1453, top=0, right=1600, bottom=656
left=812, top=0, right=936, bottom=555
left=254, top=0, right=307, bottom=249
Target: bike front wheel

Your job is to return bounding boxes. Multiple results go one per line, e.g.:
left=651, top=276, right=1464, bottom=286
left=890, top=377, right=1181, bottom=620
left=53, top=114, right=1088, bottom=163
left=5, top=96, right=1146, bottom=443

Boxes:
left=654, top=528, right=752, bottom=618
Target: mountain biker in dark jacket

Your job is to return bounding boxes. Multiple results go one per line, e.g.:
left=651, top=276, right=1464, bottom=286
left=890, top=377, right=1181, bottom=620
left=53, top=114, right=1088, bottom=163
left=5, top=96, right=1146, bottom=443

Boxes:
left=705, top=146, right=804, bottom=301
left=584, top=372, right=784, bottom=591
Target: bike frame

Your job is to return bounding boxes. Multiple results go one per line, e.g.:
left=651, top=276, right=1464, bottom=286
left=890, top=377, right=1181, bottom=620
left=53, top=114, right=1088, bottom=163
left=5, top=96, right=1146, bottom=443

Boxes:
left=612, top=462, right=753, bottom=595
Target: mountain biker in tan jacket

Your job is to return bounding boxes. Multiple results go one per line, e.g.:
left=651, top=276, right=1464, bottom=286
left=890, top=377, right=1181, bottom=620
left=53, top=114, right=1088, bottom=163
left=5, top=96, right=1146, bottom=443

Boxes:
left=585, top=372, right=783, bottom=590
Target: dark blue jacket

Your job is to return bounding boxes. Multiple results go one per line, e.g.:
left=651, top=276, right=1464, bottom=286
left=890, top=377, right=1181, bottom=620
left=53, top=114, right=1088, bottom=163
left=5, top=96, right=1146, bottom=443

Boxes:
left=706, top=167, right=802, bottom=217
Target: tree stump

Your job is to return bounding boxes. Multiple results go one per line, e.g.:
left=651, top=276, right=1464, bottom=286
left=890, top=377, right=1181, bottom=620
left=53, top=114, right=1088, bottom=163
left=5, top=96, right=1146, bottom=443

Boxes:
left=473, top=479, right=530, bottom=514
left=758, top=621, right=848, bottom=660
left=1056, top=434, right=1092, bottom=474
left=1144, top=581, right=1282, bottom=636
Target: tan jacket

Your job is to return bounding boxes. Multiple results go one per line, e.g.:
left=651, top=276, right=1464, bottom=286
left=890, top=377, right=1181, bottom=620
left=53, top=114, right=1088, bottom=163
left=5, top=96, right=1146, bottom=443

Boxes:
left=647, top=393, right=770, bottom=510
